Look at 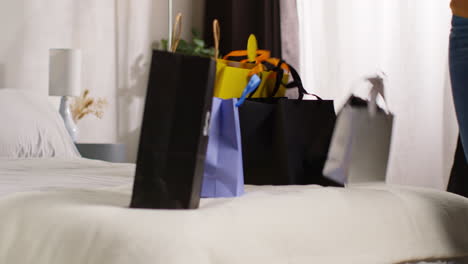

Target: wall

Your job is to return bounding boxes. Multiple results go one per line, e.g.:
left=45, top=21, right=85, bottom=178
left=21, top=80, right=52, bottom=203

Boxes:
left=0, top=0, right=205, bottom=162
left=0, top=0, right=118, bottom=143
left=116, top=0, right=205, bottom=161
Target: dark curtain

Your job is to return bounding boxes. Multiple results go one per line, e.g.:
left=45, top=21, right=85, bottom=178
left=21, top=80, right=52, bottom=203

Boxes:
left=204, top=0, right=282, bottom=58
left=447, top=137, right=468, bottom=198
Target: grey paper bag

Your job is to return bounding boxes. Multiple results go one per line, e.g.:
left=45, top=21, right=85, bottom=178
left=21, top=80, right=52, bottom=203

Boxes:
left=323, top=76, right=394, bottom=185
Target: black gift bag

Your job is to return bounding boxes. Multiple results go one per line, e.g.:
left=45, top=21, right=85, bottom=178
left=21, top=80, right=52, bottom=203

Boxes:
left=238, top=63, right=341, bottom=186
left=239, top=97, right=339, bottom=186
left=130, top=50, right=216, bottom=209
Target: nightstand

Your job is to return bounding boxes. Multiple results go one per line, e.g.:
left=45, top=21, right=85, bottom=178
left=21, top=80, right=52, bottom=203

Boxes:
left=75, top=143, right=127, bottom=163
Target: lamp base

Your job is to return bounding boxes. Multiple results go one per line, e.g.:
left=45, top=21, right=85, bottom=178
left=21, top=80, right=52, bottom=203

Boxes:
left=59, top=96, right=78, bottom=142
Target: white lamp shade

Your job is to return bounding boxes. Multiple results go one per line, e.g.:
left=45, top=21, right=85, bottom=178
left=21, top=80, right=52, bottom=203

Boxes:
left=49, top=49, right=82, bottom=96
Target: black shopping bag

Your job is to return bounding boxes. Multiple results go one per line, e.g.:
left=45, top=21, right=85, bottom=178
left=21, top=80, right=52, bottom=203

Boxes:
left=239, top=97, right=339, bottom=186
left=237, top=61, right=339, bottom=186
left=130, top=50, right=216, bottom=209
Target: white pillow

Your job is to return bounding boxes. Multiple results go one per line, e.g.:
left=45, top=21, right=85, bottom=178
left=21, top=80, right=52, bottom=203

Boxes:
left=0, top=89, right=80, bottom=158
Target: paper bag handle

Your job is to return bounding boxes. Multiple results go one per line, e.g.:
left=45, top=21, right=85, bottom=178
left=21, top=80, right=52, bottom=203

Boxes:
left=213, top=19, right=220, bottom=59
left=366, top=74, right=390, bottom=116
left=170, top=13, right=182, bottom=53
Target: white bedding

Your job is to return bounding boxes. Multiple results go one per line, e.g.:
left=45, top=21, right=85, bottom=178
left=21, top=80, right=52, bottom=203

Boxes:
left=0, top=90, right=80, bottom=158
left=0, top=158, right=467, bottom=264
left=0, top=158, right=133, bottom=196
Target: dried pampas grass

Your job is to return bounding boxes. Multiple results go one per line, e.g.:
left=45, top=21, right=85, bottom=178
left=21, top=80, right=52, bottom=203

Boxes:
left=70, top=89, right=107, bottom=123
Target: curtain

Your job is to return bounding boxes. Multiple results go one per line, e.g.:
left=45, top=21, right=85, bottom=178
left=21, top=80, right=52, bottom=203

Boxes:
left=297, top=0, right=457, bottom=189
left=280, top=0, right=300, bottom=70
left=204, top=0, right=282, bottom=57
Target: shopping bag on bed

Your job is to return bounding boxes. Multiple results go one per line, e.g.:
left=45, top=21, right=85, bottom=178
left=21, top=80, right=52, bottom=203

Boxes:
left=201, top=98, right=244, bottom=197
left=130, top=15, right=215, bottom=209
left=238, top=62, right=340, bottom=186
left=323, top=75, right=394, bottom=185
left=214, top=34, right=289, bottom=99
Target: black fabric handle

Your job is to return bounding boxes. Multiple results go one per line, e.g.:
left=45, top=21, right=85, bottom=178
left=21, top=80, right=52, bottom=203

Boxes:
left=246, top=60, right=284, bottom=99
left=247, top=59, right=324, bottom=101
left=247, top=60, right=284, bottom=99
left=285, top=63, right=322, bottom=101
left=263, top=60, right=323, bottom=101
left=260, top=60, right=285, bottom=98
left=271, top=59, right=285, bottom=98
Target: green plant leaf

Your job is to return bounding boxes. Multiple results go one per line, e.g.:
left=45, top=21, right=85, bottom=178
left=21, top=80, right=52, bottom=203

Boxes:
left=193, top=39, right=205, bottom=48
left=161, top=39, right=168, bottom=51
left=192, top=28, right=201, bottom=38
left=158, top=27, right=215, bottom=57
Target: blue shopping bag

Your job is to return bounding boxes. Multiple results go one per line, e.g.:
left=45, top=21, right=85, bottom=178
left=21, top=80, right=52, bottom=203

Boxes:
left=201, top=97, right=244, bottom=198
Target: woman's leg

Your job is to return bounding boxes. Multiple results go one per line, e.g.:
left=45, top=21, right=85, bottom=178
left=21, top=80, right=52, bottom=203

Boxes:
left=450, top=15, right=468, bottom=162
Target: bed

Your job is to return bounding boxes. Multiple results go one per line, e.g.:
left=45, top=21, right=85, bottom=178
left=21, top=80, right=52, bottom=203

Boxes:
left=0, top=158, right=467, bottom=264
left=0, top=89, right=467, bottom=264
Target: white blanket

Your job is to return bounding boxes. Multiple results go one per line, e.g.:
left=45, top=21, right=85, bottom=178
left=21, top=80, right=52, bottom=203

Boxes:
left=0, top=158, right=134, bottom=196
left=0, top=158, right=467, bottom=264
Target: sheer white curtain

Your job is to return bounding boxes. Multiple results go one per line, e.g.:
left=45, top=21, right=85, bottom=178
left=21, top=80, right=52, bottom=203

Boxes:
left=297, top=0, right=457, bottom=189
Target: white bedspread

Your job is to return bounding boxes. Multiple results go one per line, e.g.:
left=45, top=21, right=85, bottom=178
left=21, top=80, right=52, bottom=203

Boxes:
left=0, top=158, right=134, bottom=196
left=0, top=158, right=467, bottom=264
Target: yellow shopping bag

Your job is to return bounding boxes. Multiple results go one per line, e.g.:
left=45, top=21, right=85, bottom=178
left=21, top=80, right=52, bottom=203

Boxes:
left=212, top=22, right=289, bottom=99
left=214, top=59, right=288, bottom=99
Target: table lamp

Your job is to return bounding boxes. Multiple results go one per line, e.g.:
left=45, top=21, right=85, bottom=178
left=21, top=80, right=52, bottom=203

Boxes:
left=49, top=48, right=82, bottom=142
